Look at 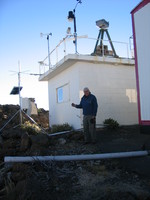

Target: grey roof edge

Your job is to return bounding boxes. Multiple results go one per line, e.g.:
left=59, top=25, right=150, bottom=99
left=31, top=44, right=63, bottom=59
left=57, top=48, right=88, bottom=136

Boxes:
left=39, top=54, right=135, bottom=81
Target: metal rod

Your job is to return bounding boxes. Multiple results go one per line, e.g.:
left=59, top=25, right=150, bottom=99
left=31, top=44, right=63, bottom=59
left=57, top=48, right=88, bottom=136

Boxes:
left=48, top=130, right=71, bottom=137
left=93, top=29, right=101, bottom=54
left=73, top=11, right=77, bottom=54
left=47, top=35, right=51, bottom=69
left=18, top=61, right=22, bottom=125
left=0, top=61, right=23, bottom=132
left=126, top=43, right=129, bottom=58
left=0, top=110, right=20, bottom=133
left=4, top=150, right=149, bottom=163
left=22, top=110, right=47, bottom=134
left=105, top=29, right=118, bottom=57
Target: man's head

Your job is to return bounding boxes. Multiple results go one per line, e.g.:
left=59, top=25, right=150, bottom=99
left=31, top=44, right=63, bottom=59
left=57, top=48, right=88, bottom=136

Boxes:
left=83, top=87, right=90, bottom=96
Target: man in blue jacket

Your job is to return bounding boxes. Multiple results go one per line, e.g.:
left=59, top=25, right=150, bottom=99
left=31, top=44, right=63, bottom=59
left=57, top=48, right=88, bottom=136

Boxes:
left=72, top=87, right=98, bottom=144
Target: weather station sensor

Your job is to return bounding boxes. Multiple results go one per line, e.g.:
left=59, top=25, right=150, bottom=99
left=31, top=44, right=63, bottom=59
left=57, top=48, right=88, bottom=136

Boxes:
left=96, top=19, right=109, bottom=29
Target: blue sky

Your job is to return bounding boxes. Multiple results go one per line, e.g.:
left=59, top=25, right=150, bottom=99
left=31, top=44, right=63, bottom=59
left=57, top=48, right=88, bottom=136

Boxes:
left=0, top=0, right=141, bottom=109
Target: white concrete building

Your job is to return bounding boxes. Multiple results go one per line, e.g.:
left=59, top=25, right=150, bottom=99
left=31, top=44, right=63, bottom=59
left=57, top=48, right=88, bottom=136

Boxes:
left=39, top=54, right=138, bottom=129
left=131, top=0, right=150, bottom=133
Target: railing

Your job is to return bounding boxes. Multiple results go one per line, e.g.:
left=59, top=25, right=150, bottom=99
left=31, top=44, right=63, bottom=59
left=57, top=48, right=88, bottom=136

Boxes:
left=39, top=36, right=134, bottom=75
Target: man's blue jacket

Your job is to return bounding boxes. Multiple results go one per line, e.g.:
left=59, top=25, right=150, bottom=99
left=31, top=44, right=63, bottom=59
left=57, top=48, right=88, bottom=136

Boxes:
left=76, top=93, right=98, bottom=116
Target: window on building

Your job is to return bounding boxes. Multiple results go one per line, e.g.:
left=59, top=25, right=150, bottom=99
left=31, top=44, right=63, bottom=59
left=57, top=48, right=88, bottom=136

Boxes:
left=57, top=83, right=70, bottom=103
left=57, top=87, right=63, bottom=103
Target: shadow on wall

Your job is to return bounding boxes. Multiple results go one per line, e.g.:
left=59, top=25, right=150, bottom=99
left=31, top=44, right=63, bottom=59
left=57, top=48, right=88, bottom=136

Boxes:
left=95, top=88, right=138, bottom=126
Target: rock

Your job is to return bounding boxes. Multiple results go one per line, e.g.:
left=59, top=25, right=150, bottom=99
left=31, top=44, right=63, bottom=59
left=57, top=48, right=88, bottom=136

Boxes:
left=30, top=134, right=50, bottom=154
left=78, top=166, right=83, bottom=172
left=20, top=132, right=31, bottom=151
left=12, top=163, right=28, bottom=172
left=11, top=172, right=26, bottom=182
left=11, top=164, right=29, bottom=182
left=30, top=134, right=49, bottom=147
left=1, top=131, right=13, bottom=139
left=58, top=138, right=66, bottom=145
left=15, top=180, right=26, bottom=198
left=3, top=139, right=17, bottom=149
left=1, top=129, right=23, bottom=139
left=0, top=135, right=3, bottom=148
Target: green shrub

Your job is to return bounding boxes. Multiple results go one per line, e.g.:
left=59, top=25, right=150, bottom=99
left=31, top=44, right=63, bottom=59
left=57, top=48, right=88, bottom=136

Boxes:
left=51, top=123, right=72, bottom=133
left=21, top=121, right=41, bottom=135
left=103, top=118, right=119, bottom=130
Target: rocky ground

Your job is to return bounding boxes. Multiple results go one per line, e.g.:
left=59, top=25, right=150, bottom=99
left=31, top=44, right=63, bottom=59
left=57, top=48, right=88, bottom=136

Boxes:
left=0, top=105, right=150, bottom=200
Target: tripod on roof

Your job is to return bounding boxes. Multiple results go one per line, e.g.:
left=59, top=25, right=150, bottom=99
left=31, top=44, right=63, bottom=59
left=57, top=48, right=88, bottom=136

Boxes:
left=92, top=19, right=118, bottom=58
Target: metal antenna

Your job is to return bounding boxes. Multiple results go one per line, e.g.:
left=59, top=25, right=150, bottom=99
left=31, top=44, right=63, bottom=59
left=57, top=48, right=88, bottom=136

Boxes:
left=68, top=0, right=82, bottom=54
left=0, top=62, right=47, bottom=133
left=0, top=61, right=23, bottom=131
left=40, top=32, right=52, bottom=69
left=18, top=61, right=22, bottom=125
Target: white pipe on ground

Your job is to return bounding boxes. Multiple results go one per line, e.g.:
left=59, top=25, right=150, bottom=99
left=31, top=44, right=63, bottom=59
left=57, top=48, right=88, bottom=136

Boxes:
left=48, top=130, right=72, bottom=137
left=48, top=129, right=83, bottom=137
left=4, top=150, right=149, bottom=163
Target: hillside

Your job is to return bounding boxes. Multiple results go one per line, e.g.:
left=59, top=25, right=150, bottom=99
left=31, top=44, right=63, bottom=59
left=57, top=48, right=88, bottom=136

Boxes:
left=0, top=105, right=150, bottom=200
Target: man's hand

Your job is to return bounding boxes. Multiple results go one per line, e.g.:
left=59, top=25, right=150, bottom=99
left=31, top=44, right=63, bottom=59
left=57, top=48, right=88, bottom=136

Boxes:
left=71, top=103, right=76, bottom=107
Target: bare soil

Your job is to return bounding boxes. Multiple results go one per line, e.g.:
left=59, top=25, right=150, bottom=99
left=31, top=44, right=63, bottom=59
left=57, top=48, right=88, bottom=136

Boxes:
left=0, top=105, right=150, bottom=200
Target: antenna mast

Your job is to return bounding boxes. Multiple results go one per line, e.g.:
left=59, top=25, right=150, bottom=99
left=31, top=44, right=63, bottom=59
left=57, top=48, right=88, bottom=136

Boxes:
left=18, top=61, right=22, bottom=125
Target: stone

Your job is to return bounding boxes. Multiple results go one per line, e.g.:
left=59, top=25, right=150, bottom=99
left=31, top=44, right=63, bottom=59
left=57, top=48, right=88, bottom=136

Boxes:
left=58, top=138, right=66, bottom=145
left=1, top=129, right=23, bottom=139
left=30, top=134, right=49, bottom=147
left=20, top=132, right=31, bottom=151
left=11, top=172, right=26, bottom=182
left=15, top=180, right=26, bottom=198
left=0, top=135, right=3, bottom=148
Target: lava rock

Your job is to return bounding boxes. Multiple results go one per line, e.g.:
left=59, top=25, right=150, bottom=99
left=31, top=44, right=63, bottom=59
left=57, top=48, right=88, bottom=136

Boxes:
left=0, top=135, right=3, bottom=148
left=30, top=134, right=49, bottom=147
left=20, top=132, right=31, bottom=151
left=58, top=138, right=66, bottom=145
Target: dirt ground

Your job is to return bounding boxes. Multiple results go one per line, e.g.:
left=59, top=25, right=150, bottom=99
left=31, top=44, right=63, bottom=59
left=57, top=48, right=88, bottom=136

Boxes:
left=0, top=105, right=150, bottom=200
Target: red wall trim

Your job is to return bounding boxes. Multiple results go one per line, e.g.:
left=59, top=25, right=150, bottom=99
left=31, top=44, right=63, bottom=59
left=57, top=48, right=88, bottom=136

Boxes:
left=131, top=0, right=150, bottom=15
left=141, top=121, right=150, bottom=125
left=131, top=13, right=141, bottom=124
left=131, top=0, right=150, bottom=125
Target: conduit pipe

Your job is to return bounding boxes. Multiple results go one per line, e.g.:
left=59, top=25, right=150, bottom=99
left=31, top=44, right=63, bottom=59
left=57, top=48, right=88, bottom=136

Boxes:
left=48, top=130, right=72, bottom=137
left=48, top=129, right=83, bottom=137
left=4, top=150, right=150, bottom=163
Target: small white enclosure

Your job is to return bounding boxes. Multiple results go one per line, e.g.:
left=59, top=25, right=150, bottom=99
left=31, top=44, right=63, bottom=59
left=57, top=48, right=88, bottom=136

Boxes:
left=21, top=97, right=38, bottom=116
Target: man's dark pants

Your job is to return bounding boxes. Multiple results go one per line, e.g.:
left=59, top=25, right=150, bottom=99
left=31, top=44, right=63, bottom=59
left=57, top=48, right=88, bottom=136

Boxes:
left=83, top=115, right=96, bottom=143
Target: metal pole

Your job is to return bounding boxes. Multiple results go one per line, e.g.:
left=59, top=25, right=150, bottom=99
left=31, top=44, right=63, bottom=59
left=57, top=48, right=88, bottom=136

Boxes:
left=93, top=30, right=101, bottom=54
left=18, top=61, right=22, bottom=125
left=126, top=43, right=129, bottom=58
left=73, top=10, right=77, bottom=54
left=47, top=35, right=51, bottom=69
left=68, top=1, right=81, bottom=54
left=56, top=47, right=58, bottom=63
left=22, top=110, right=47, bottom=134
left=0, top=110, right=20, bottom=133
left=64, top=39, right=67, bottom=57
left=105, top=29, right=118, bottom=57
